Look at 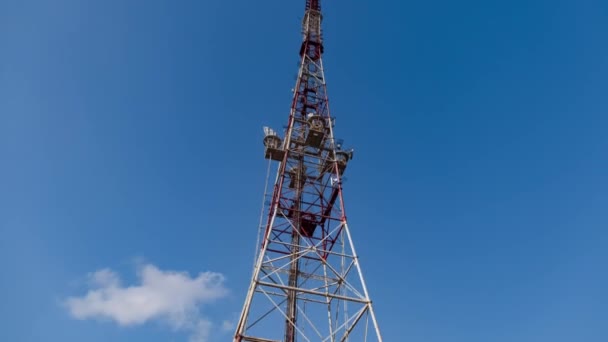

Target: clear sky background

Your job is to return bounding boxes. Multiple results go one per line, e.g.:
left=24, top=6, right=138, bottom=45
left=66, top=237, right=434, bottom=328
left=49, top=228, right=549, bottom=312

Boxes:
left=1, top=0, right=607, bottom=341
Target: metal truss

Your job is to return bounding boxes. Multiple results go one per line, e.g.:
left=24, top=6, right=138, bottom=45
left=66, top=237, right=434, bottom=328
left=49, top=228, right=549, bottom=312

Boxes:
left=234, top=1, right=382, bottom=341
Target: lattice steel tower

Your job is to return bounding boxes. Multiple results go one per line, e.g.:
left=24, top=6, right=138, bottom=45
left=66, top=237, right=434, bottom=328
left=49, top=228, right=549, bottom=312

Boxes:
left=234, top=1, right=382, bottom=341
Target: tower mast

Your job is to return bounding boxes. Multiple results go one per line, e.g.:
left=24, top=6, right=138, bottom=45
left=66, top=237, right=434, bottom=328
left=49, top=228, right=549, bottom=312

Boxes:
left=234, top=1, right=383, bottom=341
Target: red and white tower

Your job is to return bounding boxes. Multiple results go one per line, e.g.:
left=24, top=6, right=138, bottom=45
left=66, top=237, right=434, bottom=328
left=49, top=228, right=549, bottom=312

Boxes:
left=234, top=1, right=383, bottom=341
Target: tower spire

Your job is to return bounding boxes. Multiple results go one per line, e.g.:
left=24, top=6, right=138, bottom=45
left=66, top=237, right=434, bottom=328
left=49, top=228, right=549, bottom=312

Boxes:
left=234, top=2, right=383, bottom=341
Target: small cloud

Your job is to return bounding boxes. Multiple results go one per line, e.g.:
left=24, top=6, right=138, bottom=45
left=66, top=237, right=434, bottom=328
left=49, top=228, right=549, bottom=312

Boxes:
left=64, top=263, right=229, bottom=342
left=190, top=319, right=212, bottom=342
left=89, top=268, right=120, bottom=288
left=221, top=320, right=235, bottom=332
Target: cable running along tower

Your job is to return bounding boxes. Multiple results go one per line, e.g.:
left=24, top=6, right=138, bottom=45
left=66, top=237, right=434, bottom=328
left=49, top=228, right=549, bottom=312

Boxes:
left=234, top=1, right=382, bottom=341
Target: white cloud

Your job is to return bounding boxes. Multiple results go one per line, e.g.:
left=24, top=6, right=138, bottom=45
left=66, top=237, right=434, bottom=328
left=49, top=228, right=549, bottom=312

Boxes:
left=221, top=319, right=235, bottom=332
left=189, top=319, right=212, bottom=342
left=64, top=263, right=229, bottom=341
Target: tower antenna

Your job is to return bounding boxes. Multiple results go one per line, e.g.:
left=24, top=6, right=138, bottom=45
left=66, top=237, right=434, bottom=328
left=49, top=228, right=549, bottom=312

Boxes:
left=234, top=2, right=383, bottom=341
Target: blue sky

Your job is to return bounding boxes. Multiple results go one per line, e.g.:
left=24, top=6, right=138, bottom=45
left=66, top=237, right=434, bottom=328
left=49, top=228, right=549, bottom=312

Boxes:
left=1, top=0, right=607, bottom=341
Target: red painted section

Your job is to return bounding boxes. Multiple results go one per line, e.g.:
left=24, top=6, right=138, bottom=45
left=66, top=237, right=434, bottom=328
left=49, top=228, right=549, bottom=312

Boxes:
left=306, top=0, right=321, bottom=11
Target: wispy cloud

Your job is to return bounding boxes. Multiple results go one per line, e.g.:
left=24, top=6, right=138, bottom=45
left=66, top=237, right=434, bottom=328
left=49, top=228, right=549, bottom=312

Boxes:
left=221, top=319, right=235, bottom=332
left=64, top=263, right=229, bottom=342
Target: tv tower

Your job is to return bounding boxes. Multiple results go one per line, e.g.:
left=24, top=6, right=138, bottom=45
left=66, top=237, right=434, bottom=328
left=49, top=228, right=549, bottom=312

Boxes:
left=234, top=1, right=383, bottom=341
